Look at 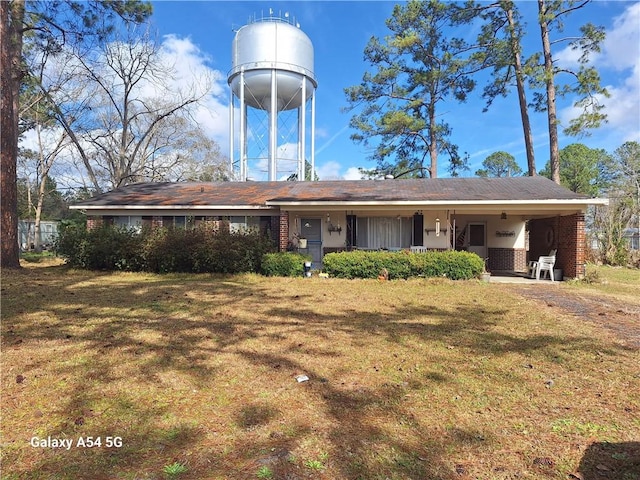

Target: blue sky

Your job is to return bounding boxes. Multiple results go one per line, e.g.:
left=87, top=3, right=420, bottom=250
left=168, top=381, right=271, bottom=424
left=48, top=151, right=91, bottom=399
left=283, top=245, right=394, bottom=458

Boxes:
left=149, top=1, right=639, bottom=180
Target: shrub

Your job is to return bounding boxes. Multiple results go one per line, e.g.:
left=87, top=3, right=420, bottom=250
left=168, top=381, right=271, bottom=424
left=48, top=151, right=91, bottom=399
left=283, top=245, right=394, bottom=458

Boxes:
left=322, top=250, right=483, bottom=280
left=57, top=223, right=276, bottom=274
left=56, top=224, right=144, bottom=270
left=142, top=226, right=200, bottom=273
left=55, top=222, right=89, bottom=267
left=261, top=252, right=312, bottom=277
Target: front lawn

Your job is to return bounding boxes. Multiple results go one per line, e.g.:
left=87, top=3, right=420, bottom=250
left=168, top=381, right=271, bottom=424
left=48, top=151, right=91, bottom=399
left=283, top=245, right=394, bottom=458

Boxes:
left=2, top=264, right=638, bottom=479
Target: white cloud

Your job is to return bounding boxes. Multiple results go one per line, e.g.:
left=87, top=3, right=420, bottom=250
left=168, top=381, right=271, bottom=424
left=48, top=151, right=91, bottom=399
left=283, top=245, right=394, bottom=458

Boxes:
left=600, top=2, right=640, bottom=71
left=315, top=160, right=343, bottom=180
left=314, top=161, right=365, bottom=180
left=158, top=35, right=230, bottom=153
left=558, top=3, right=640, bottom=145
left=554, top=44, right=582, bottom=67
left=343, top=166, right=365, bottom=180
left=314, top=126, right=330, bottom=139
left=595, top=3, right=640, bottom=143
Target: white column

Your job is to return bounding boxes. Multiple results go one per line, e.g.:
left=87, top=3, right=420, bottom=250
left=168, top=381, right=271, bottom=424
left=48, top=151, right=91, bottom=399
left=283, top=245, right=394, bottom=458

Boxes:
left=239, top=69, right=246, bottom=181
left=310, top=87, right=316, bottom=182
left=299, top=76, right=306, bottom=181
left=229, top=83, right=234, bottom=178
left=269, top=69, right=278, bottom=181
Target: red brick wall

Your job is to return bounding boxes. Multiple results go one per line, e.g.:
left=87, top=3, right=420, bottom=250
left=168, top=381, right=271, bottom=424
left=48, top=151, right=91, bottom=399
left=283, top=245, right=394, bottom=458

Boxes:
left=86, top=217, right=103, bottom=230
left=559, top=213, right=585, bottom=279
left=529, top=214, right=585, bottom=279
left=279, top=212, right=289, bottom=252
left=488, top=248, right=527, bottom=271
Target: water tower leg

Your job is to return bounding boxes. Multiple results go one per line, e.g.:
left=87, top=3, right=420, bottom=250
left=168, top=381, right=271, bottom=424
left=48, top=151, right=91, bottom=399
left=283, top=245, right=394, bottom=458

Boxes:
left=239, top=70, right=247, bottom=181
left=299, top=77, right=306, bottom=181
left=311, top=90, right=316, bottom=181
left=269, top=69, right=278, bottom=181
left=229, top=88, right=234, bottom=178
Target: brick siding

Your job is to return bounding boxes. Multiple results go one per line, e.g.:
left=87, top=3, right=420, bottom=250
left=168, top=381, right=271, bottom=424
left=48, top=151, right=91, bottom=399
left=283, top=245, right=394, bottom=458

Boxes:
left=488, top=248, right=527, bottom=272
left=279, top=212, right=289, bottom=252
left=86, top=217, right=103, bottom=230
left=528, top=213, right=585, bottom=279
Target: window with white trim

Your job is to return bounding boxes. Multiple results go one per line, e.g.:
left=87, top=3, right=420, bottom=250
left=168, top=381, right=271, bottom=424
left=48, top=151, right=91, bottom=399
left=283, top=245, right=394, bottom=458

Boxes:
left=355, top=217, right=412, bottom=250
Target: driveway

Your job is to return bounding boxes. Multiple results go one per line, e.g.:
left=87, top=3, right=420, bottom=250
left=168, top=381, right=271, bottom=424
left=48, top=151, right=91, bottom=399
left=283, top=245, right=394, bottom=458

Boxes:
left=505, top=283, right=640, bottom=349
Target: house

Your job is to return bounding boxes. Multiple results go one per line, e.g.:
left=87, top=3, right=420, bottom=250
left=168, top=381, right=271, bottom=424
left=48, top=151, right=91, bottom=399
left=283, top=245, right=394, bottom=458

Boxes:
left=623, top=228, right=639, bottom=250
left=70, top=176, right=607, bottom=279
left=18, top=219, right=59, bottom=251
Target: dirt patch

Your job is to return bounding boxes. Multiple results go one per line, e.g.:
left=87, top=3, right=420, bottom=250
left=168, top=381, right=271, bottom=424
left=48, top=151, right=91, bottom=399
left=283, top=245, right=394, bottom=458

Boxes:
left=507, top=284, right=640, bottom=349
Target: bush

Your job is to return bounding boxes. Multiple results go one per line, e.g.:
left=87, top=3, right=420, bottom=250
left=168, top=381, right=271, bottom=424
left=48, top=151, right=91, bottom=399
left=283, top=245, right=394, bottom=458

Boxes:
left=56, top=224, right=144, bottom=270
left=57, top=223, right=276, bottom=274
left=322, top=250, right=484, bottom=280
left=261, top=252, right=312, bottom=277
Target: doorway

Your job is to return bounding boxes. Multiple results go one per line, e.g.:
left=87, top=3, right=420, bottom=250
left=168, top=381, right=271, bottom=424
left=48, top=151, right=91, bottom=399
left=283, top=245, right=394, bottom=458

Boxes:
left=467, top=222, right=487, bottom=262
left=300, top=218, right=322, bottom=266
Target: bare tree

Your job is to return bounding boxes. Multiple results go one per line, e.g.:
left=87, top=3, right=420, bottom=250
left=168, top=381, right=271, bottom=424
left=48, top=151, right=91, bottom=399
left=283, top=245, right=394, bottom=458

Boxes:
left=20, top=125, right=69, bottom=251
left=1, top=0, right=151, bottom=269
left=41, top=28, right=222, bottom=192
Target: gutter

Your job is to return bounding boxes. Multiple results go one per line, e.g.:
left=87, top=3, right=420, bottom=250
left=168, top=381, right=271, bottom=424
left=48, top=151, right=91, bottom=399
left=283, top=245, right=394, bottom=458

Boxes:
left=265, top=198, right=609, bottom=207
left=69, top=205, right=278, bottom=211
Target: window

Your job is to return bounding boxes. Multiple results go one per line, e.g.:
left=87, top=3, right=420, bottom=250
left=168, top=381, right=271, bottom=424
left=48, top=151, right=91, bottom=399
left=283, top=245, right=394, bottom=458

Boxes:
left=230, top=216, right=261, bottom=232
left=114, top=216, right=143, bottom=232
left=162, top=216, right=187, bottom=228
left=355, top=217, right=412, bottom=249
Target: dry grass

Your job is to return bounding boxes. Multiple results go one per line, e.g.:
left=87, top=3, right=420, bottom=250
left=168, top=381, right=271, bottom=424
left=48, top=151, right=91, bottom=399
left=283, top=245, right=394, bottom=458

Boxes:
left=2, top=262, right=639, bottom=479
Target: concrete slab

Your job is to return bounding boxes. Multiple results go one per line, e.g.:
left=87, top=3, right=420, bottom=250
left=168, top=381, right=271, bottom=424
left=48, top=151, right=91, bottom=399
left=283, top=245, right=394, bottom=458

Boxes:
left=488, top=271, right=562, bottom=284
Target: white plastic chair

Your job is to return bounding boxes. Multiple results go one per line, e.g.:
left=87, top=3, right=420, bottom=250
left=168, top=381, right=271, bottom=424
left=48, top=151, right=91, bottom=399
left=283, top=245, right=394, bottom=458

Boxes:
left=528, top=249, right=556, bottom=278
left=534, top=255, right=556, bottom=280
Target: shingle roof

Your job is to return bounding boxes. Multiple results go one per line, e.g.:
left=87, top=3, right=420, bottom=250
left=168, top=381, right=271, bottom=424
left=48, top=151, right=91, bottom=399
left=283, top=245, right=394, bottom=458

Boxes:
left=73, top=177, right=592, bottom=209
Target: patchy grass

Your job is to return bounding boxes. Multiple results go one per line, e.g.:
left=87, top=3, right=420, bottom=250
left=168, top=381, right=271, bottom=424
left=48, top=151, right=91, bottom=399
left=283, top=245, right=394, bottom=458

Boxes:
left=569, top=264, right=640, bottom=303
left=2, top=264, right=639, bottom=479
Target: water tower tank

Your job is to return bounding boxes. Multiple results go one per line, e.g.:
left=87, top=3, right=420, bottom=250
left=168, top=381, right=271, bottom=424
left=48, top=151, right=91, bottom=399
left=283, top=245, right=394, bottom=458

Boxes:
left=228, top=14, right=317, bottom=181
left=229, top=21, right=316, bottom=111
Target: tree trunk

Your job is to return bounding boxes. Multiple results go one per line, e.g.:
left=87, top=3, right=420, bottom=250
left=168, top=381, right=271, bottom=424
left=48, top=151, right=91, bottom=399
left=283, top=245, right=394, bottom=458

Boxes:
left=428, top=101, right=438, bottom=178
left=1, top=0, right=25, bottom=268
left=538, top=0, right=560, bottom=184
left=34, top=173, right=49, bottom=253
left=506, top=5, right=536, bottom=176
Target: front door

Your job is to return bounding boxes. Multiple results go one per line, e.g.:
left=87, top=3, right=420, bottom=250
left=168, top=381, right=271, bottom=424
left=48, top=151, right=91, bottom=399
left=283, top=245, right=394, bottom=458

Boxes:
left=301, top=218, right=322, bottom=266
left=467, top=222, right=487, bottom=262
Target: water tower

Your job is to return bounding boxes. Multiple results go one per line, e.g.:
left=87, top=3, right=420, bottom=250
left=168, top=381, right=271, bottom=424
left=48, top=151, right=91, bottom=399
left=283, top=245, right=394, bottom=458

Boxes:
left=228, top=11, right=317, bottom=181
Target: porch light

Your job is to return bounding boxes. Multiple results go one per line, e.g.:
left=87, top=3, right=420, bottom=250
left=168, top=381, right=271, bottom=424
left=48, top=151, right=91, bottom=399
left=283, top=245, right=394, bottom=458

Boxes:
left=501, top=212, right=507, bottom=220
left=326, top=213, right=331, bottom=223
left=435, top=218, right=441, bottom=236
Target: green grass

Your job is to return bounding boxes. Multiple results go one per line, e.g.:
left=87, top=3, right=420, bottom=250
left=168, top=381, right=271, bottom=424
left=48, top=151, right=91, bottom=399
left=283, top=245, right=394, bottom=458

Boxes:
left=571, top=263, right=640, bottom=302
left=2, top=262, right=639, bottom=479
left=256, top=465, right=274, bottom=478
left=19, top=250, right=56, bottom=263
left=163, top=461, right=188, bottom=477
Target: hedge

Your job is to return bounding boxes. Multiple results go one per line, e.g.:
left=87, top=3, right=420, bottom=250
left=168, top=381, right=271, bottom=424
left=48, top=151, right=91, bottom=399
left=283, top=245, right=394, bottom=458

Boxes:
left=261, top=252, right=313, bottom=277
left=55, top=223, right=276, bottom=273
left=322, top=250, right=484, bottom=280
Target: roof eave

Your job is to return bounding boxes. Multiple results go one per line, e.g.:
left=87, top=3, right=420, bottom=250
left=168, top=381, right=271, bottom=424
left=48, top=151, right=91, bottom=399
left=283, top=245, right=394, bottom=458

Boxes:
left=69, top=205, right=278, bottom=211
left=266, top=198, right=608, bottom=207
